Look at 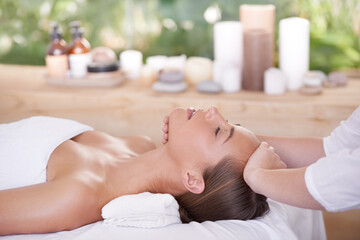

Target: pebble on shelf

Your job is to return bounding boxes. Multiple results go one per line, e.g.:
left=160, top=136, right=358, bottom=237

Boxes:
left=325, top=72, right=348, bottom=87
left=152, top=70, right=188, bottom=93
left=196, top=80, right=222, bottom=94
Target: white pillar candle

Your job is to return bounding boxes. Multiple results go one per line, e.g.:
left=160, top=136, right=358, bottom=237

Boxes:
left=264, top=68, right=286, bottom=95
left=120, top=50, right=143, bottom=80
left=146, top=55, right=167, bottom=73
left=185, top=57, right=213, bottom=85
left=279, top=17, right=310, bottom=91
left=213, top=60, right=224, bottom=84
left=221, top=65, right=241, bottom=92
left=214, top=21, right=243, bottom=66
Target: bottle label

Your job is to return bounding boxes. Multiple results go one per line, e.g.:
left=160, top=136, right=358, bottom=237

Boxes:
left=46, top=55, right=69, bottom=79
left=69, top=53, right=91, bottom=78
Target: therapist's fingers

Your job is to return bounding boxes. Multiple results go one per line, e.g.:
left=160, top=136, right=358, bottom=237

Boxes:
left=246, top=141, right=286, bottom=171
left=162, top=115, right=170, bottom=144
left=162, top=124, right=168, bottom=133
left=163, top=115, right=169, bottom=124
left=162, top=133, right=169, bottom=144
left=163, top=115, right=169, bottom=133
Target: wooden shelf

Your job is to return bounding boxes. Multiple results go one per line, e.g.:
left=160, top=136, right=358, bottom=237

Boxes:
left=0, top=64, right=359, bottom=143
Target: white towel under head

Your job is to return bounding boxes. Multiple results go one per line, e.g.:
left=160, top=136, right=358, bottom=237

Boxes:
left=101, top=192, right=182, bottom=228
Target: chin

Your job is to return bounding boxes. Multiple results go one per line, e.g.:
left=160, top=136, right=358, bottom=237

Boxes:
left=169, top=108, right=187, bottom=123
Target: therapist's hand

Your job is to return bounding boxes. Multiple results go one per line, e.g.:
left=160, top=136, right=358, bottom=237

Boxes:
left=244, top=142, right=287, bottom=192
left=162, top=115, right=169, bottom=144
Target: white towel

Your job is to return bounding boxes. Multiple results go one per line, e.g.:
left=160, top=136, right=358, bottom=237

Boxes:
left=0, top=116, right=93, bottom=190
left=101, top=192, right=182, bottom=228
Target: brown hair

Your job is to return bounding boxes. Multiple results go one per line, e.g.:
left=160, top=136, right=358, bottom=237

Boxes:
left=175, top=158, right=269, bottom=223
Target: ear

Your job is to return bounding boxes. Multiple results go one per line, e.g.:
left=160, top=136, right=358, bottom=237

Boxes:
left=182, top=171, right=205, bottom=194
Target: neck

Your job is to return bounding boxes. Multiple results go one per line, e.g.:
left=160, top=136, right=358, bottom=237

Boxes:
left=108, top=145, right=186, bottom=198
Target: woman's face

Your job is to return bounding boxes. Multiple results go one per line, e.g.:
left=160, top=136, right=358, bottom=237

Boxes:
left=166, top=106, right=260, bottom=171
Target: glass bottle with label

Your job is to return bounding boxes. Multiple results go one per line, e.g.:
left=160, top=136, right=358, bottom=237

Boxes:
left=68, top=21, right=91, bottom=78
left=45, top=22, right=69, bottom=79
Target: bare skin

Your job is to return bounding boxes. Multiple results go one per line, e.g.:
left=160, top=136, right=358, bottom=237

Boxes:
left=0, top=106, right=260, bottom=235
left=0, top=132, right=165, bottom=235
left=243, top=138, right=326, bottom=210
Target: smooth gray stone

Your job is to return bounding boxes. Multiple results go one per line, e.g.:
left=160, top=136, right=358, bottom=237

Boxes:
left=152, top=81, right=187, bottom=93
left=158, top=71, right=184, bottom=83
left=196, top=80, right=221, bottom=93
left=328, top=72, right=348, bottom=86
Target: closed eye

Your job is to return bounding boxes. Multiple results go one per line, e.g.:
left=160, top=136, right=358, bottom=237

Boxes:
left=215, top=127, right=220, bottom=136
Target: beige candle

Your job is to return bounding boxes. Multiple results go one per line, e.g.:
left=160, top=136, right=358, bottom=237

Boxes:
left=239, top=5, right=275, bottom=32
left=240, top=4, right=275, bottom=91
left=242, top=30, right=272, bottom=91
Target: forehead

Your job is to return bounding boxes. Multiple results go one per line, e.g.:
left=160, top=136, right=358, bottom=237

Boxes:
left=220, top=125, right=260, bottom=160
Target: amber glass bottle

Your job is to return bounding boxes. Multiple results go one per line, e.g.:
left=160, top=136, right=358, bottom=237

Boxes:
left=68, top=21, right=91, bottom=78
left=45, top=22, right=69, bottom=78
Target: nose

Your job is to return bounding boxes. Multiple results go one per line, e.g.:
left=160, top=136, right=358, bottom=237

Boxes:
left=205, top=106, right=220, bottom=120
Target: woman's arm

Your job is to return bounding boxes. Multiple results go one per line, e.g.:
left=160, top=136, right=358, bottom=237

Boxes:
left=0, top=177, right=100, bottom=235
left=244, top=142, right=324, bottom=210
left=257, top=135, right=325, bottom=168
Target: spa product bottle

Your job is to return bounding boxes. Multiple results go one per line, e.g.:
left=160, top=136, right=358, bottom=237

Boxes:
left=45, top=22, right=69, bottom=78
left=68, top=21, right=91, bottom=78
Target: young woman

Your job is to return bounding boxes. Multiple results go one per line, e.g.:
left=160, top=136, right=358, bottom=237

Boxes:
left=0, top=106, right=269, bottom=235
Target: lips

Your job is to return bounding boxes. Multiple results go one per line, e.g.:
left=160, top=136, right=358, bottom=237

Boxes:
left=187, top=107, right=197, bottom=120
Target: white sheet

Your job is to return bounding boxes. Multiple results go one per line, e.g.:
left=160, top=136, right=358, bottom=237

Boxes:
left=0, top=200, right=326, bottom=240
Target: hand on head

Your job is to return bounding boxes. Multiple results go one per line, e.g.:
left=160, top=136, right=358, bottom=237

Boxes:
left=162, top=115, right=170, bottom=144
left=244, top=142, right=287, bottom=192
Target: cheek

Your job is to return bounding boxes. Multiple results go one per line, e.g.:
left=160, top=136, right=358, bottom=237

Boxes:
left=168, top=128, right=210, bottom=166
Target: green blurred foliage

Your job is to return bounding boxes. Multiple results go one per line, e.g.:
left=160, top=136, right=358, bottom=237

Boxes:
left=0, top=0, right=359, bottom=73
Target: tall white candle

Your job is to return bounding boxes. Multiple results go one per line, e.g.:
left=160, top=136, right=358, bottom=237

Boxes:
left=279, top=17, right=310, bottom=91
left=221, top=65, right=241, bottom=92
left=213, top=61, right=241, bottom=92
left=213, top=60, right=223, bottom=84
left=214, top=21, right=243, bottom=66
left=120, top=50, right=143, bottom=80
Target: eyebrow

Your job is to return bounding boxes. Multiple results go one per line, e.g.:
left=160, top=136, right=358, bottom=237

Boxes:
left=223, top=127, right=234, bottom=144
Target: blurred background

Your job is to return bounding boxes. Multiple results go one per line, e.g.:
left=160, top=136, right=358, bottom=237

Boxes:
left=0, top=0, right=359, bottom=73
